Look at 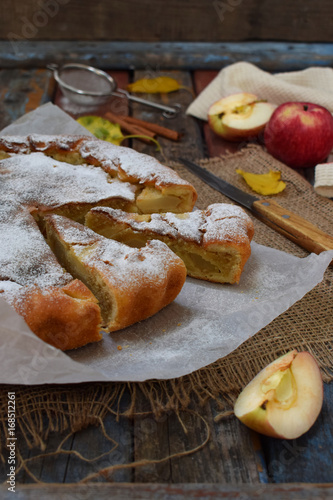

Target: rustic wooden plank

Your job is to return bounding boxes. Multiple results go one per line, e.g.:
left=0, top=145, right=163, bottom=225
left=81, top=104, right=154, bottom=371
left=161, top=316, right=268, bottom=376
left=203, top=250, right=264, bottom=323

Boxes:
left=0, top=415, right=70, bottom=485
left=63, top=411, right=134, bottom=483
left=261, top=382, right=333, bottom=483
left=2, top=482, right=333, bottom=499
left=130, top=70, right=204, bottom=162
left=1, top=41, right=333, bottom=71
left=133, top=394, right=172, bottom=483
left=209, top=403, right=268, bottom=483
left=2, top=0, right=333, bottom=43
left=0, top=68, right=54, bottom=130
left=168, top=402, right=264, bottom=483
left=31, top=431, right=73, bottom=483
left=18, top=431, right=74, bottom=484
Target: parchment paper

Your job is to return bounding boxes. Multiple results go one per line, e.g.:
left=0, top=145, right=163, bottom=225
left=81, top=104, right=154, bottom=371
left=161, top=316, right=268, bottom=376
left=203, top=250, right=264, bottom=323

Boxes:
left=1, top=103, right=332, bottom=385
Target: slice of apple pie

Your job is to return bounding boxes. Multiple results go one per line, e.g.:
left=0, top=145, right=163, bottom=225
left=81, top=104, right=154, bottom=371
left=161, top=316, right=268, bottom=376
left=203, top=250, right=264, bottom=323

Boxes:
left=85, top=204, right=254, bottom=284
left=45, top=214, right=187, bottom=332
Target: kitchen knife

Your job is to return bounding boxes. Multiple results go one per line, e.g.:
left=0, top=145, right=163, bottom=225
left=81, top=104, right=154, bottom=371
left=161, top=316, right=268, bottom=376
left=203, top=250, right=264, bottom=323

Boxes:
left=178, top=157, right=333, bottom=256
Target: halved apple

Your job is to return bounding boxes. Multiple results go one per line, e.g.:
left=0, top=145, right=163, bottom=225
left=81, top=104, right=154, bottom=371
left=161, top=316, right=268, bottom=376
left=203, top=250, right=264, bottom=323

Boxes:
left=234, top=350, right=323, bottom=439
left=208, top=92, right=276, bottom=142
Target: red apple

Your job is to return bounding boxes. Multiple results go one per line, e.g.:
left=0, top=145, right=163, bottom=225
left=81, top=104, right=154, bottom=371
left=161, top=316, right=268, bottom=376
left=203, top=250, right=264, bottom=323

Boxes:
left=208, top=92, right=276, bottom=142
left=264, top=102, right=333, bottom=169
left=234, top=350, right=323, bottom=439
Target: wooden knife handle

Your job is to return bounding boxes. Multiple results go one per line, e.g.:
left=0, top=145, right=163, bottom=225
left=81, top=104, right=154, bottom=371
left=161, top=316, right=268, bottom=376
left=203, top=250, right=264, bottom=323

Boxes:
left=253, top=199, right=333, bottom=256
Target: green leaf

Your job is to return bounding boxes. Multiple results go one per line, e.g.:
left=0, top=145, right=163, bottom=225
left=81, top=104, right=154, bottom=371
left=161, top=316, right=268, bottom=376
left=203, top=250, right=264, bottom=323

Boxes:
left=77, top=116, right=125, bottom=145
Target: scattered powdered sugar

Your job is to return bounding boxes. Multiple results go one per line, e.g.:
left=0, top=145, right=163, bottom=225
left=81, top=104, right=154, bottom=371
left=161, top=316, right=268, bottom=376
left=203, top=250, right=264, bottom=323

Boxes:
left=201, top=204, right=253, bottom=246
left=91, top=204, right=253, bottom=246
left=80, top=139, right=191, bottom=187
left=0, top=203, right=72, bottom=291
left=0, top=152, right=136, bottom=207
left=161, top=211, right=206, bottom=243
left=50, top=214, right=181, bottom=288
left=29, top=134, right=90, bottom=152
left=0, top=280, right=23, bottom=305
left=0, top=136, right=31, bottom=153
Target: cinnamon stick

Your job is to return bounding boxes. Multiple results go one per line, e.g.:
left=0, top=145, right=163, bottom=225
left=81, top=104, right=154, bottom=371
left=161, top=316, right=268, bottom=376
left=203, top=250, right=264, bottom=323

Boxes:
left=121, top=115, right=181, bottom=141
left=104, top=111, right=156, bottom=144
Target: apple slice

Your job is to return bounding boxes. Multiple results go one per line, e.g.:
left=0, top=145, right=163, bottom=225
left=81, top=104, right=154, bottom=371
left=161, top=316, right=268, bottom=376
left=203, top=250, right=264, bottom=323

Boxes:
left=208, top=92, right=276, bottom=142
left=234, top=350, right=323, bottom=439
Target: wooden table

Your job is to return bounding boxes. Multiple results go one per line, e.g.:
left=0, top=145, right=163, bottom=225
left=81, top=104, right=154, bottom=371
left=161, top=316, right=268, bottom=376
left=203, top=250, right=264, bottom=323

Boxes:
left=0, top=53, right=332, bottom=499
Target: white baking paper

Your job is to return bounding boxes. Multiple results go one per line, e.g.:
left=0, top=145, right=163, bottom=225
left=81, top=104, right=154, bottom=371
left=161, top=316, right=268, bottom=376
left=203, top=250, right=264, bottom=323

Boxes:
left=1, top=103, right=332, bottom=384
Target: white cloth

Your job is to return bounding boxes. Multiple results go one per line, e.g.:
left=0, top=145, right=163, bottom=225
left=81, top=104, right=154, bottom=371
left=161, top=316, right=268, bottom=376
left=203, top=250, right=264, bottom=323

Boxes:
left=186, top=62, right=333, bottom=120
left=314, top=163, right=333, bottom=198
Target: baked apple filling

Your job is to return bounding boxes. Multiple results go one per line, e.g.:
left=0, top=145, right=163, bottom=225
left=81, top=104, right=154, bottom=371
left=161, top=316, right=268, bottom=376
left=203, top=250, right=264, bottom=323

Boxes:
left=85, top=205, right=254, bottom=284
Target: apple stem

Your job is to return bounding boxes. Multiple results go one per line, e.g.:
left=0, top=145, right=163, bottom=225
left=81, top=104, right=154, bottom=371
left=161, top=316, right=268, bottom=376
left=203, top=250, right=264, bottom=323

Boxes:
left=303, top=105, right=308, bottom=111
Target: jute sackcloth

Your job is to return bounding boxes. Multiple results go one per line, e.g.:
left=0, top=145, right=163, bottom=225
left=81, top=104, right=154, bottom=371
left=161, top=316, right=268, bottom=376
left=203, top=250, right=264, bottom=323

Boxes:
left=0, top=144, right=332, bottom=454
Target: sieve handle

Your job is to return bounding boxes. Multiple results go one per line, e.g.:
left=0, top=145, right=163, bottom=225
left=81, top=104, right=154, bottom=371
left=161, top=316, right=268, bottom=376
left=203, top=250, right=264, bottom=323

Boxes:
left=114, top=89, right=181, bottom=118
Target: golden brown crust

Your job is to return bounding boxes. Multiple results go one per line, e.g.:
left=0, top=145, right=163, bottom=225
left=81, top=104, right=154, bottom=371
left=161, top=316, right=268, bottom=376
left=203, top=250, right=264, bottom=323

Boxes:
left=45, top=214, right=187, bottom=332
left=12, top=280, right=102, bottom=351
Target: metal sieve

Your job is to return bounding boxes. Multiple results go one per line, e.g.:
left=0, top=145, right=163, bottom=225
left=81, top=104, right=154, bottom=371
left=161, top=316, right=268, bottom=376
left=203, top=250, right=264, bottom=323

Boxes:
left=48, top=63, right=181, bottom=118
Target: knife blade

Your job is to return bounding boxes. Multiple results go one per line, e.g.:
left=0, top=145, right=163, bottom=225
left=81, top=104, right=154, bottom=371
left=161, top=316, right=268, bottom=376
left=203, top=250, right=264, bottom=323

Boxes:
left=178, top=157, right=333, bottom=257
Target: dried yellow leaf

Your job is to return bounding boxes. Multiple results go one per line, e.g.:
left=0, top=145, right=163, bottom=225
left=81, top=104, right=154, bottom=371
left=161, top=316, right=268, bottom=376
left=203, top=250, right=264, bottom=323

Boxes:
left=77, top=116, right=124, bottom=145
left=236, top=169, right=286, bottom=195
left=77, top=115, right=162, bottom=151
left=127, top=77, right=184, bottom=94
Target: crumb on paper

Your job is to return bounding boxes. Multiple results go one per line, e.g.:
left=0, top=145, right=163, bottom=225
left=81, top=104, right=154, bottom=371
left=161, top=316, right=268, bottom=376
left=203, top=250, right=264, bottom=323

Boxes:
left=117, top=345, right=122, bottom=351
left=177, top=322, right=182, bottom=326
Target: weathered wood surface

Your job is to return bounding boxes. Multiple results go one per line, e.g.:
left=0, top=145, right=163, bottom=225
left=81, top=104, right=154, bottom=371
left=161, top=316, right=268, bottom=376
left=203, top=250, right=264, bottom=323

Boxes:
left=1, top=41, right=333, bottom=72
left=1, top=0, right=333, bottom=42
left=0, top=68, right=55, bottom=129
left=0, top=66, right=332, bottom=488
left=2, top=482, right=333, bottom=500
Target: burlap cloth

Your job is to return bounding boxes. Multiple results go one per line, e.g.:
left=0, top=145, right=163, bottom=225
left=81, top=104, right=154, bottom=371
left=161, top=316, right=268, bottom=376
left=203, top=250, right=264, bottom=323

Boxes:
left=0, top=144, right=332, bottom=458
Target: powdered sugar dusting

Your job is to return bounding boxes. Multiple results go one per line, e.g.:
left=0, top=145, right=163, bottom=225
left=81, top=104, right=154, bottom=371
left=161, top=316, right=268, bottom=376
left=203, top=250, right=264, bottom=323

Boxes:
left=0, top=136, right=30, bottom=153
left=201, top=203, right=254, bottom=246
left=0, top=152, right=136, bottom=208
left=0, top=203, right=72, bottom=295
left=0, top=280, right=23, bottom=305
left=0, top=134, right=196, bottom=203
left=50, top=215, right=181, bottom=288
left=161, top=211, right=205, bottom=243
left=80, top=139, right=192, bottom=188
left=29, top=134, right=90, bottom=152
left=91, top=204, right=254, bottom=246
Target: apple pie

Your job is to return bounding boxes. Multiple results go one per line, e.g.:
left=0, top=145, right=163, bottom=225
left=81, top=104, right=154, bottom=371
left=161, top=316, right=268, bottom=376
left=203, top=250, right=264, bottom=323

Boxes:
left=45, top=214, right=187, bottom=332
left=0, top=134, right=196, bottom=350
left=85, top=204, right=254, bottom=284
